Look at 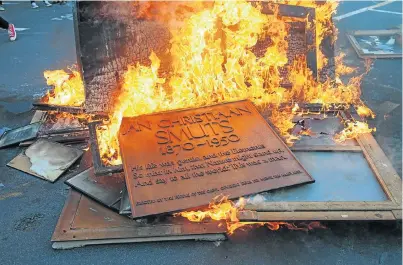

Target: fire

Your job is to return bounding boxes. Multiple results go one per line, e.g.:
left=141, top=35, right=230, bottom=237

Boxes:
left=356, top=105, right=376, bottom=118
left=175, top=195, right=325, bottom=235
left=40, top=1, right=375, bottom=165
left=42, top=68, right=85, bottom=107
left=334, top=120, right=376, bottom=143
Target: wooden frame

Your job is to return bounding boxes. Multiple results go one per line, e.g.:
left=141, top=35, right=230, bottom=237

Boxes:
left=33, top=102, right=85, bottom=114
left=239, top=110, right=402, bottom=221
left=347, top=29, right=402, bottom=59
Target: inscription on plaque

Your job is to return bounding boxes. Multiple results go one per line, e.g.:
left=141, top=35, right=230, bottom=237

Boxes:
left=119, top=100, right=314, bottom=218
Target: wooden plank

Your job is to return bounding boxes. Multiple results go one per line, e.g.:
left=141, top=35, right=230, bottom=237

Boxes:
left=352, top=29, right=401, bottom=36
left=392, top=210, right=402, bottom=220
left=356, top=133, right=402, bottom=205
left=244, top=201, right=401, bottom=211
left=32, top=103, right=85, bottom=114
left=290, top=145, right=362, bottom=152
left=237, top=210, right=259, bottom=221
left=238, top=210, right=396, bottom=221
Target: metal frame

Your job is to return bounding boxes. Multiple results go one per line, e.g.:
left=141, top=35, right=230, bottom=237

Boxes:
left=88, top=121, right=123, bottom=175
left=347, top=29, right=402, bottom=59
left=52, top=190, right=226, bottom=249
left=239, top=109, right=402, bottom=221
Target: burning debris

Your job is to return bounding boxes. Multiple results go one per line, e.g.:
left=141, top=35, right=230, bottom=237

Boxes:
left=87, top=0, right=375, bottom=167
left=176, top=196, right=326, bottom=235
left=42, top=68, right=85, bottom=107
left=4, top=0, right=400, bottom=249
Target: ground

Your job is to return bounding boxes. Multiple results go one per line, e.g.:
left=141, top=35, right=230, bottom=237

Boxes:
left=0, top=1, right=401, bottom=265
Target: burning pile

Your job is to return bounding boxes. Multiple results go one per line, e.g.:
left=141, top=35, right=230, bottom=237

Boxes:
left=40, top=1, right=377, bottom=234
left=91, top=0, right=375, bottom=166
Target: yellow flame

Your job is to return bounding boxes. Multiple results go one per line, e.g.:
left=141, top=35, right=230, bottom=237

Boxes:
left=176, top=195, right=325, bottom=234
left=334, top=120, right=376, bottom=143
left=43, top=69, right=85, bottom=107
left=356, top=105, right=376, bottom=119
left=41, top=1, right=374, bottom=165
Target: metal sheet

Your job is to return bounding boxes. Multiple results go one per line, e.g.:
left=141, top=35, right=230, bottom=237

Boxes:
left=0, top=122, right=42, bottom=148
left=60, top=147, right=92, bottom=180
left=65, top=167, right=125, bottom=211
left=119, top=100, right=314, bottom=218
left=7, top=139, right=83, bottom=182
left=119, top=185, right=132, bottom=215
left=51, top=190, right=227, bottom=245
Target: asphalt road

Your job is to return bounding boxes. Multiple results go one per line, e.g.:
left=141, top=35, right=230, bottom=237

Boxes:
left=0, top=2, right=401, bottom=265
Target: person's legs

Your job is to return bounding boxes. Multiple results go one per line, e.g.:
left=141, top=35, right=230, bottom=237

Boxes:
left=0, top=16, right=16, bottom=41
left=31, top=1, right=38, bottom=9
left=0, top=16, right=9, bottom=29
left=0, top=1, right=4, bottom=11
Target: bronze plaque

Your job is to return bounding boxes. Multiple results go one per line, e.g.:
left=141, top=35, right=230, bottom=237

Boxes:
left=119, top=100, right=313, bottom=218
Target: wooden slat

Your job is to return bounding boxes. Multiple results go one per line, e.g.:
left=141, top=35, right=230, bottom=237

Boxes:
left=32, top=103, right=85, bottom=114
left=238, top=210, right=396, bottom=221
left=392, top=210, right=402, bottom=220
left=290, top=145, right=362, bottom=152
left=352, top=29, right=401, bottom=36
left=357, top=133, right=402, bottom=205
left=244, top=201, right=401, bottom=211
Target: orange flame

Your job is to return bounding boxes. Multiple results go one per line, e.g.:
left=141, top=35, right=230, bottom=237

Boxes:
left=41, top=1, right=375, bottom=165
left=42, top=68, right=85, bottom=107
left=356, top=105, right=376, bottom=119
left=334, top=120, right=376, bottom=143
left=176, top=195, right=325, bottom=235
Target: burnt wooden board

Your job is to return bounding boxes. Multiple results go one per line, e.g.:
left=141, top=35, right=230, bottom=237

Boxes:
left=75, top=2, right=319, bottom=114
left=119, top=100, right=313, bottom=218
left=74, top=1, right=170, bottom=113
